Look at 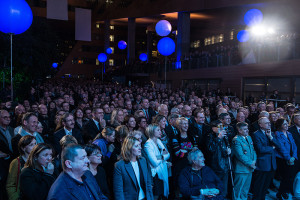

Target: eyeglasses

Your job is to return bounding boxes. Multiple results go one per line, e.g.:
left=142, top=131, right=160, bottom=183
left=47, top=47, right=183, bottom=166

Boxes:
left=1, top=116, right=10, bottom=119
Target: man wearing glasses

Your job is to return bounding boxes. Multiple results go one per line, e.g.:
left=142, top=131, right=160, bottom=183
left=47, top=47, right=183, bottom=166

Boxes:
left=0, top=110, right=14, bottom=200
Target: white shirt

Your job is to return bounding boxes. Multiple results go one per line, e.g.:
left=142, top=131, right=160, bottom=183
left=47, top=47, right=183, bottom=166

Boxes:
left=131, top=161, right=145, bottom=200
left=64, top=127, right=72, bottom=135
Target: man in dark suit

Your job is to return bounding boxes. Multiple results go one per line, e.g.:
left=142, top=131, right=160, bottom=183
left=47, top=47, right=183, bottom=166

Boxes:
left=53, top=113, right=84, bottom=155
left=141, top=98, right=156, bottom=124
left=188, top=110, right=210, bottom=152
left=252, top=117, right=281, bottom=200
left=0, top=110, right=14, bottom=200
left=83, top=107, right=106, bottom=143
left=288, top=113, right=300, bottom=171
left=249, top=111, right=269, bottom=135
left=47, top=144, right=108, bottom=200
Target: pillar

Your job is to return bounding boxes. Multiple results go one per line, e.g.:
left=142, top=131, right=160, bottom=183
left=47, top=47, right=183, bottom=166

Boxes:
left=127, top=18, right=136, bottom=64
left=177, top=12, right=190, bottom=66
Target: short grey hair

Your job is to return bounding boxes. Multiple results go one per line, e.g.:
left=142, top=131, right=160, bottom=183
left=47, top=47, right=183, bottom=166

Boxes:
left=187, top=148, right=202, bottom=165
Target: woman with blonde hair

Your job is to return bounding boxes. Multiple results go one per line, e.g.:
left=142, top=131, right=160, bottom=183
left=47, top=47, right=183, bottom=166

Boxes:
left=144, top=124, right=171, bottom=199
left=110, top=108, right=125, bottom=128
left=113, top=136, right=153, bottom=200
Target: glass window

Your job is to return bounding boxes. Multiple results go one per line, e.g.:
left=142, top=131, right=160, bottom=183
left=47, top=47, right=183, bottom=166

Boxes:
left=109, top=35, right=114, bottom=42
left=110, top=25, right=114, bottom=30
left=109, top=59, right=114, bottom=66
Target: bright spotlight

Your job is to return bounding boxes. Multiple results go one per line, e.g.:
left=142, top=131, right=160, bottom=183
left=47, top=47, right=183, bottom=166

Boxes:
left=267, top=27, right=275, bottom=34
left=250, top=25, right=266, bottom=36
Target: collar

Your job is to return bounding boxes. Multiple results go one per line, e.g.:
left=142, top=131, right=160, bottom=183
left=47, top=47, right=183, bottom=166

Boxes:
left=64, top=127, right=72, bottom=135
left=92, top=119, right=99, bottom=125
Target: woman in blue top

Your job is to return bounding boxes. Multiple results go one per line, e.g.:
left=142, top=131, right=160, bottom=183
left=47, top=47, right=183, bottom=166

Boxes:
left=274, top=118, right=298, bottom=199
left=93, top=127, right=116, bottom=168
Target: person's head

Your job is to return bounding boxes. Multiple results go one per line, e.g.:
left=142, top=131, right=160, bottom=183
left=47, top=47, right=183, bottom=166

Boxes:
left=92, top=107, right=104, bottom=122
left=276, top=107, right=285, bottom=117
left=121, top=136, right=141, bottom=161
left=36, top=121, right=43, bottom=134
left=286, top=104, right=296, bottom=116
left=102, top=103, right=111, bottom=114
left=259, top=111, right=269, bottom=119
left=176, top=117, right=189, bottom=133
left=258, top=117, right=271, bottom=131
left=25, top=143, right=54, bottom=171
left=146, top=124, right=161, bottom=139
left=101, top=126, right=115, bottom=143
left=293, top=114, right=300, bottom=127
left=74, top=108, right=84, bottom=120
left=0, top=110, right=11, bottom=128
left=182, top=105, right=192, bottom=118
left=219, top=113, right=231, bottom=126
left=194, top=111, right=205, bottom=125
left=125, top=100, right=132, bottom=110
left=275, top=118, right=288, bottom=132
left=15, top=105, right=26, bottom=115
left=266, top=104, right=274, bottom=112
left=136, top=116, right=147, bottom=129
left=211, top=120, right=223, bottom=134
left=230, top=101, right=237, bottom=110
left=61, top=144, right=89, bottom=176
left=158, top=104, right=168, bottom=117
left=141, top=99, right=149, bottom=109
left=115, top=125, right=129, bottom=143
left=60, top=135, right=78, bottom=150
left=111, top=108, right=124, bottom=125
left=269, top=111, right=279, bottom=123
left=128, top=130, right=143, bottom=143
left=257, top=102, right=266, bottom=112
left=61, top=102, right=70, bottom=112
left=152, top=114, right=167, bottom=129
left=18, top=135, right=36, bottom=156
left=38, top=104, right=48, bottom=116
left=236, top=122, right=249, bottom=137
left=22, top=112, right=38, bottom=134
left=187, top=148, right=205, bottom=169
left=84, top=107, right=93, bottom=119
left=61, top=113, right=75, bottom=130
left=85, top=144, right=102, bottom=166
left=124, top=115, right=136, bottom=129
left=236, top=112, right=245, bottom=123
left=168, top=114, right=179, bottom=126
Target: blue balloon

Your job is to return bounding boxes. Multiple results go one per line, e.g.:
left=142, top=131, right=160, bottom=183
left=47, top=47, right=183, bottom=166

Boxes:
left=0, top=0, right=33, bottom=34
left=237, top=30, right=250, bottom=42
left=155, top=20, right=172, bottom=36
left=106, top=48, right=113, bottom=54
left=157, top=37, right=175, bottom=56
left=118, top=40, right=127, bottom=50
left=98, top=53, right=107, bottom=63
left=52, top=63, right=58, bottom=68
left=139, top=53, right=147, bottom=61
left=244, top=9, right=263, bottom=27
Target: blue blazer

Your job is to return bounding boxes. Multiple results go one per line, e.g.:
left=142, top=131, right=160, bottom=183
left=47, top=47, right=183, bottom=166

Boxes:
left=113, top=157, right=154, bottom=200
left=252, top=129, right=281, bottom=171
left=275, top=131, right=297, bottom=161
left=47, top=171, right=107, bottom=200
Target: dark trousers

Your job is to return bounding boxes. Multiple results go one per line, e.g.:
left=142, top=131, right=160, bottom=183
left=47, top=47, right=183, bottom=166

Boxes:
left=215, top=171, right=229, bottom=197
left=277, top=158, right=297, bottom=195
left=252, top=170, right=275, bottom=200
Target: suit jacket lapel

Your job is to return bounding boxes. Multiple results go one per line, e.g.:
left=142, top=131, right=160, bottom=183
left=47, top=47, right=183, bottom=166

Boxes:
left=139, top=159, right=147, bottom=187
left=84, top=174, right=101, bottom=200
left=125, top=162, right=138, bottom=190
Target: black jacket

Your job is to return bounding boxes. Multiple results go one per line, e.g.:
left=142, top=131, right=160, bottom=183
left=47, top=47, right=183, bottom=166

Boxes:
left=206, top=132, right=229, bottom=174
left=83, top=119, right=102, bottom=143
left=20, top=167, right=56, bottom=200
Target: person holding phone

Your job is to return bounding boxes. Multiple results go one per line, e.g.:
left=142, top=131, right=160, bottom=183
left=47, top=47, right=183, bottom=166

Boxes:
left=20, top=143, right=57, bottom=200
left=206, top=120, right=231, bottom=197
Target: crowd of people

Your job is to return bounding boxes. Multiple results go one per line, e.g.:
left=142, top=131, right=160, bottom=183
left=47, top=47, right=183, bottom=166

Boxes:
left=0, top=79, right=299, bottom=200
